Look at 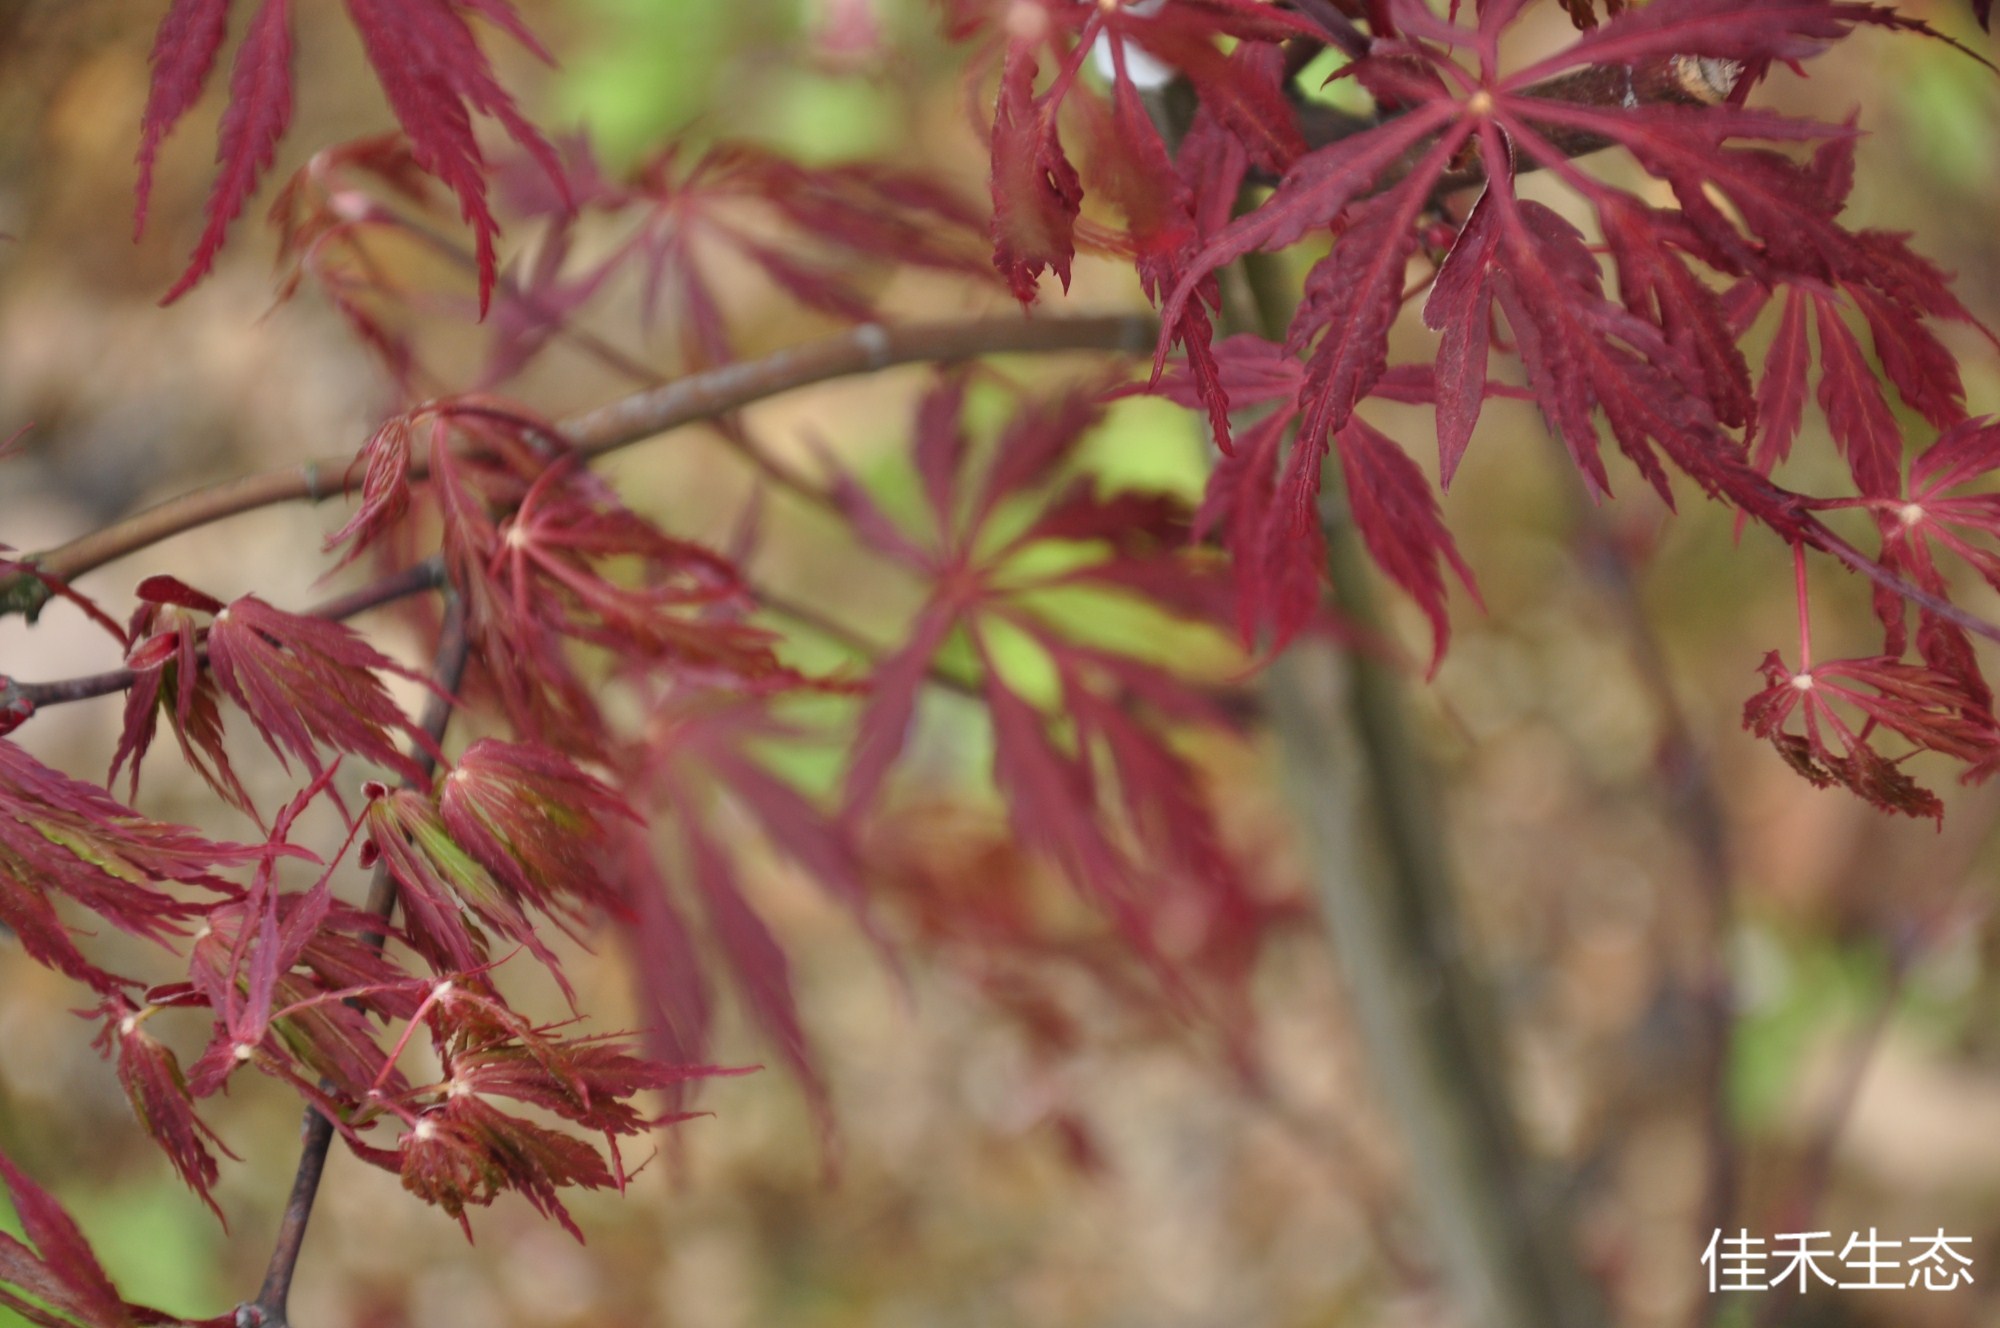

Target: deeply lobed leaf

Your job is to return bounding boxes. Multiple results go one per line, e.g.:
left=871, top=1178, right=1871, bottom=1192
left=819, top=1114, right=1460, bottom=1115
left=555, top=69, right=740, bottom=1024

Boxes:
left=0, top=740, right=253, bottom=992
left=137, top=0, right=563, bottom=310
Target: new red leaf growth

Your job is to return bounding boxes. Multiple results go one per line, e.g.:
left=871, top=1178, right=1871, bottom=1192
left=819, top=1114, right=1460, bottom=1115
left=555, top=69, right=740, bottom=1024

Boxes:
left=0, top=740, right=254, bottom=992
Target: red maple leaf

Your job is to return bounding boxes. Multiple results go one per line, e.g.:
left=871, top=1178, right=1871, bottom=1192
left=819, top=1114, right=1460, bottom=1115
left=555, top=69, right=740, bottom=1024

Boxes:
left=441, top=1022, right=726, bottom=1139
left=408, top=982, right=738, bottom=1170
left=1805, top=417, right=2000, bottom=708
left=324, top=399, right=470, bottom=565
left=404, top=412, right=812, bottom=753
left=0, top=740, right=254, bottom=993
left=324, top=403, right=816, bottom=754
left=111, top=598, right=251, bottom=816
left=137, top=0, right=563, bottom=310
left=128, top=576, right=437, bottom=792
left=359, top=781, right=570, bottom=996
left=175, top=766, right=399, bottom=1105
left=1887, top=419, right=2000, bottom=598
left=182, top=927, right=424, bottom=1106
left=438, top=738, right=636, bottom=926
left=340, top=979, right=733, bottom=1239
left=614, top=691, right=882, bottom=1147
left=1722, top=132, right=1987, bottom=488
left=829, top=374, right=1269, bottom=1034
left=89, top=996, right=238, bottom=1219
left=350, top=744, right=629, bottom=1026
left=1076, top=0, right=1989, bottom=688
left=1743, top=649, right=2000, bottom=821
left=501, top=139, right=991, bottom=372
left=393, top=1092, right=611, bottom=1240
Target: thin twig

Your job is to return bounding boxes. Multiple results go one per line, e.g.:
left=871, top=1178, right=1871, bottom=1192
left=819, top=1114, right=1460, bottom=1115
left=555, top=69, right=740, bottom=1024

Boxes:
left=1744, top=951, right=1910, bottom=1328
left=10, top=557, right=446, bottom=709
left=241, top=1110, right=334, bottom=1328
left=1, top=314, right=1158, bottom=608
left=241, top=594, right=470, bottom=1328
left=304, top=555, right=447, bottom=625
left=1563, top=493, right=1740, bottom=1298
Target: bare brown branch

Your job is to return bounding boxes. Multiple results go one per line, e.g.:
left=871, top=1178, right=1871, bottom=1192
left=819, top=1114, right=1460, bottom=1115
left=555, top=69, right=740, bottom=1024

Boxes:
left=0, top=314, right=1158, bottom=616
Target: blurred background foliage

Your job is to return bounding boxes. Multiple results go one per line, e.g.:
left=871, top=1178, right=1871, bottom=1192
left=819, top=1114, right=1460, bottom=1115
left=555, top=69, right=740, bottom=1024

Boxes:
left=1, top=1, right=1999, bottom=1326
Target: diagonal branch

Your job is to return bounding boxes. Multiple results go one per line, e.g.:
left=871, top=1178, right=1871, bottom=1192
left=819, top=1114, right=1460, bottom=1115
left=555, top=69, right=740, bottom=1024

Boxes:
left=0, top=314, right=1160, bottom=616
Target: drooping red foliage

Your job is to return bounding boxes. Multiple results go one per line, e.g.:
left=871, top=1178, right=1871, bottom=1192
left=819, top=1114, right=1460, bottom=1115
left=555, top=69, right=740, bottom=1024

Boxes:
left=1743, top=649, right=2000, bottom=821
left=0, top=739, right=254, bottom=992
left=1793, top=416, right=2000, bottom=721
left=90, top=995, right=237, bottom=1219
left=338, top=978, right=737, bottom=1239
left=615, top=690, right=878, bottom=1146
left=1726, top=135, right=1986, bottom=485
left=946, top=0, right=2000, bottom=810
left=393, top=1090, right=612, bottom=1240
left=11, top=0, right=2000, bottom=1313
left=138, top=0, right=565, bottom=310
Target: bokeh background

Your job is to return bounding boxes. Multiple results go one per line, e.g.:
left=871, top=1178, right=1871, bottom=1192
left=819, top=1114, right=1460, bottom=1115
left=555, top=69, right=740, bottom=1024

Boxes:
left=2, top=1, right=2000, bottom=1325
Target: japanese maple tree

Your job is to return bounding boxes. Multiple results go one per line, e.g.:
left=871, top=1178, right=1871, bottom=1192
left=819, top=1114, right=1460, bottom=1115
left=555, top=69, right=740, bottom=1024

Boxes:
left=0, top=0, right=1996, bottom=1324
